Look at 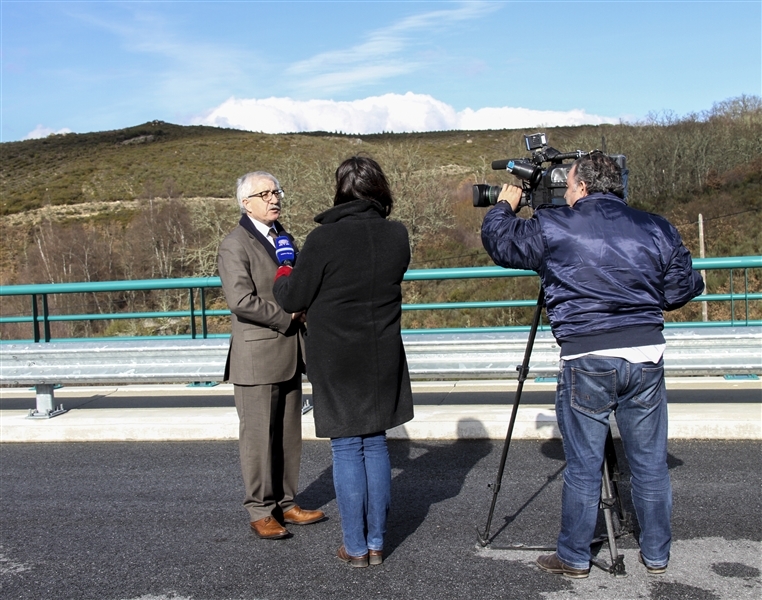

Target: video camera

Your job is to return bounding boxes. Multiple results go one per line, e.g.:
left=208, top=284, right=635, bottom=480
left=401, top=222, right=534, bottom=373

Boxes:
left=472, top=133, right=628, bottom=209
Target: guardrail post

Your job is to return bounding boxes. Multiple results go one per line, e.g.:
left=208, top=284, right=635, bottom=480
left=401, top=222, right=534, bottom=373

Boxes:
left=189, top=289, right=196, bottom=339
left=26, top=384, right=67, bottom=419
left=42, top=294, right=51, bottom=342
left=31, top=294, right=40, bottom=343
left=200, top=287, right=208, bottom=339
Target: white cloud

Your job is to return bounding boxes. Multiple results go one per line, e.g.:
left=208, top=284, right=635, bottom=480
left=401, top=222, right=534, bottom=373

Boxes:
left=458, top=105, right=619, bottom=129
left=192, top=92, right=618, bottom=134
left=25, top=125, right=74, bottom=140
left=286, top=2, right=497, bottom=95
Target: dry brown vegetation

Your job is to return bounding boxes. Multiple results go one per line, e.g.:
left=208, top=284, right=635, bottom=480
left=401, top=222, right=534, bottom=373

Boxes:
left=1, top=96, right=760, bottom=338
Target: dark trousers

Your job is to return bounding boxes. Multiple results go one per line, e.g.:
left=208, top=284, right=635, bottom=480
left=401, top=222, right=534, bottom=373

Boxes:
left=233, top=372, right=303, bottom=522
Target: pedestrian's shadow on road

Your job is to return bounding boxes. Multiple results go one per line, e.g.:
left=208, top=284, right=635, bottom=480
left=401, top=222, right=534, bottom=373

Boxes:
left=384, top=418, right=492, bottom=557
left=295, top=462, right=336, bottom=512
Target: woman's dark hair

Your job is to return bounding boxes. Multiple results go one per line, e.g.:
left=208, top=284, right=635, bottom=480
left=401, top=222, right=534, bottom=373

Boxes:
left=334, top=156, right=393, bottom=216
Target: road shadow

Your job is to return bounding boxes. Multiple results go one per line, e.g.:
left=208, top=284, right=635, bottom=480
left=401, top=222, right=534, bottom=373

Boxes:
left=384, top=418, right=492, bottom=556
left=483, top=439, right=566, bottom=547
left=293, top=419, right=493, bottom=557
left=294, top=461, right=335, bottom=512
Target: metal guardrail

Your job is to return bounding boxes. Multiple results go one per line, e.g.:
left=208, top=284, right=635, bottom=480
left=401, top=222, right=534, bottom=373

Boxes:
left=0, top=256, right=760, bottom=342
left=402, top=327, right=762, bottom=378
left=1, top=339, right=228, bottom=386
left=2, top=326, right=760, bottom=417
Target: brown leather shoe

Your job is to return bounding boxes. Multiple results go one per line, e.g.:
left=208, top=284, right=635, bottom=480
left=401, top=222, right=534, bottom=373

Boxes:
left=368, top=549, right=383, bottom=566
left=536, top=553, right=590, bottom=579
left=250, top=516, right=290, bottom=539
left=282, top=505, right=326, bottom=525
left=337, top=545, right=368, bottom=568
left=639, top=551, right=668, bottom=574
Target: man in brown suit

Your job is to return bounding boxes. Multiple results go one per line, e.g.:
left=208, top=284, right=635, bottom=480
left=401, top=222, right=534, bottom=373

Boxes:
left=218, top=171, right=325, bottom=539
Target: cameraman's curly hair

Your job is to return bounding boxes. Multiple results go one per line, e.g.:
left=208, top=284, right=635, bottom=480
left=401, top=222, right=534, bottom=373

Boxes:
left=573, top=151, right=625, bottom=199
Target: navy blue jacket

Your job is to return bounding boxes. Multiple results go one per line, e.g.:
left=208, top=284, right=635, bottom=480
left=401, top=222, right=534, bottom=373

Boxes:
left=481, top=193, right=705, bottom=356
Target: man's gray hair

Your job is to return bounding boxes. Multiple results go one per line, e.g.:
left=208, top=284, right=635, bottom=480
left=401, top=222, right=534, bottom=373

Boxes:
left=236, top=171, right=280, bottom=214
left=572, top=152, right=625, bottom=199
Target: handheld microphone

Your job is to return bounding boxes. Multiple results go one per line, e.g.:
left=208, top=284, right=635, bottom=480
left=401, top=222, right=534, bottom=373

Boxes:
left=275, top=235, right=295, bottom=266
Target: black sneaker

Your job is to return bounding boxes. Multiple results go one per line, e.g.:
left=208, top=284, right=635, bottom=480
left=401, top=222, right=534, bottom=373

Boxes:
left=639, top=551, right=668, bottom=574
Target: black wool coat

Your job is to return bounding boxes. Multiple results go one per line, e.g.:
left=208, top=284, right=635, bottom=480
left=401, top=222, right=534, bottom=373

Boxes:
left=273, top=199, right=414, bottom=438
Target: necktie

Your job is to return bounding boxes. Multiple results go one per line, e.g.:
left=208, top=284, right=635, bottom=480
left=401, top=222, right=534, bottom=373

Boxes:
left=268, top=228, right=278, bottom=239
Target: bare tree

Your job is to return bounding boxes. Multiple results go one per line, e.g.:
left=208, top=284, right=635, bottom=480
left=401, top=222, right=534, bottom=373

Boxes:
left=187, top=198, right=239, bottom=277
left=275, top=151, right=341, bottom=245
left=373, top=143, right=455, bottom=257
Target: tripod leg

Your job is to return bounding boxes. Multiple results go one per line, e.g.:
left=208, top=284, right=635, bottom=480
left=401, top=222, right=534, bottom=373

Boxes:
left=477, top=391, right=521, bottom=547
left=477, top=288, right=545, bottom=546
left=590, top=428, right=628, bottom=575
left=600, top=456, right=627, bottom=576
left=604, top=429, right=631, bottom=531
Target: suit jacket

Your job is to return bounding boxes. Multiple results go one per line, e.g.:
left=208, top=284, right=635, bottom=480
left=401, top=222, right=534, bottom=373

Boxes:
left=217, top=216, right=304, bottom=385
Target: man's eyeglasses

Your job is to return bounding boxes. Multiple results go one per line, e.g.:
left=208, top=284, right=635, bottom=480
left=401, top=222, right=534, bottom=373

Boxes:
left=246, top=188, right=285, bottom=202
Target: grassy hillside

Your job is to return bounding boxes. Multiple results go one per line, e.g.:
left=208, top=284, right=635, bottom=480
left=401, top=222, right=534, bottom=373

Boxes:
left=1, top=120, right=540, bottom=215
left=3, top=95, right=760, bottom=217
left=1, top=96, right=760, bottom=337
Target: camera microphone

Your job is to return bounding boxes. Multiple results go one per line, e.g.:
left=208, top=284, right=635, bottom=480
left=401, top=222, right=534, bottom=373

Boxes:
left=491, top=159, right=513, bottom=171
left=493, top=159, right=542, bottom=188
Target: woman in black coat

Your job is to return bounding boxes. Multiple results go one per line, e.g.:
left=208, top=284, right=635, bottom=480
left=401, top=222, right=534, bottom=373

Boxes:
left=273, top=156, right=414, bottom=567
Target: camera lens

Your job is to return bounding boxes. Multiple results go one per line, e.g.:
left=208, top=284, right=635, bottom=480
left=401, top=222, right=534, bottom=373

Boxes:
left=472, top=184, right=502, bottom=207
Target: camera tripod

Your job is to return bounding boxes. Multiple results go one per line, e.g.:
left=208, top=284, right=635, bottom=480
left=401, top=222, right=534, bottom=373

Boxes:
left=476, top=289, right=631, bottom=576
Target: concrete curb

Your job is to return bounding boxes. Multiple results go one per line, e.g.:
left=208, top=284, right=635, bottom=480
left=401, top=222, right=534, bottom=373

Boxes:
left=1, top=379, right=759, bottom=442
left=1, top=405, right=759, bottom=443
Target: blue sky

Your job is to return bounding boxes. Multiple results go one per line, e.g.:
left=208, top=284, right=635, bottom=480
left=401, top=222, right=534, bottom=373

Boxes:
left=2, top=1, right=760, bottom=141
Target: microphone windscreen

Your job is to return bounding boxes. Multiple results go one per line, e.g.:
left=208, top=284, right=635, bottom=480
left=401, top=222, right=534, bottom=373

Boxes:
left=275, top=235, right=295, bottom=265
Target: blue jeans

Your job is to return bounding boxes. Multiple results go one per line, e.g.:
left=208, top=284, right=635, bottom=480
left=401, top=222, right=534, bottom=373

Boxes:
left=330, top=432, right=391, bottom=557
left=555, top=355, right=672, bottom=570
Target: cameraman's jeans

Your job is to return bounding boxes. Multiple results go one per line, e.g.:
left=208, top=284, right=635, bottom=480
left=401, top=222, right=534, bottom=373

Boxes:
left=555, top=356, right=671, bottom=570
left=330, top=432, right=390, bottom=557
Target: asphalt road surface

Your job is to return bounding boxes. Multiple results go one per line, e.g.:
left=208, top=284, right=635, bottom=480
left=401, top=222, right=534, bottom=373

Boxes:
left=1, top=439, right=760, bottom=600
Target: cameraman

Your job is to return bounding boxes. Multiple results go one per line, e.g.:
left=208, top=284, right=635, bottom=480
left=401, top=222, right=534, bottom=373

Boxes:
left=481, top=152, right=704, bottom=578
